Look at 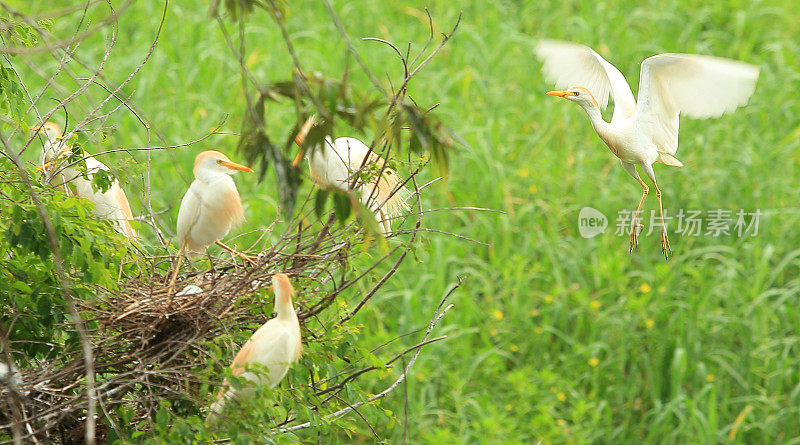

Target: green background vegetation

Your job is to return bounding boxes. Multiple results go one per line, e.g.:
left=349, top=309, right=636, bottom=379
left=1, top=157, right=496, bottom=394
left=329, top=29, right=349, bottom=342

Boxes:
left=8, top=0, right=800, bottom=442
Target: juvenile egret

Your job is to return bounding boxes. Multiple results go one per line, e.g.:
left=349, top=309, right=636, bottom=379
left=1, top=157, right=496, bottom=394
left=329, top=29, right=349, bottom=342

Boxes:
left=170, top=150, right=254, bottom=288
left=535, top=40, right=759, bottom=258
left=31, top=122, right=137, bottom=239
left=293, top=118, right=409, bottom=235
left=205, top=273, right=302, bottom=426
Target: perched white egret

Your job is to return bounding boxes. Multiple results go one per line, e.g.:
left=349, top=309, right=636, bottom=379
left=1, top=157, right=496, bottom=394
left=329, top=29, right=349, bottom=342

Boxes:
left=205, top=273, right=302, bottom=426
left=293, top=117, right=409, bottom=236
left=31, top=122, right=137, bottom=239
left=170, top=150, right=254, bottom=288
left=535, top=40, right=759, bottom=258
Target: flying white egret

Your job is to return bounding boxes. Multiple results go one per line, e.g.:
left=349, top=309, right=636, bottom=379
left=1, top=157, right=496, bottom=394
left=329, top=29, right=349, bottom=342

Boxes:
left=535, top=40, right=759, bottom=258
left=170, top=150, right=254, bottom=288
left=205, top=273, right=302, bottom=426
left=31, top=122, right=137, bottom=239
left=293, top=117, right=409, bottom=236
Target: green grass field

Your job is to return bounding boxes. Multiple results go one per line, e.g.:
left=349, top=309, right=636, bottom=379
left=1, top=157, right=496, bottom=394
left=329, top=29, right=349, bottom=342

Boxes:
left=13, top=0, right=800, bottom=442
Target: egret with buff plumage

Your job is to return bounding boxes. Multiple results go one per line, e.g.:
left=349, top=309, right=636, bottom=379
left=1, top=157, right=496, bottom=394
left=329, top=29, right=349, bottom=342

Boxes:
left=169, top=150, right=254, bottom=290
left=293, top=117, right=409, bottom=236
left=32, top=122, right=137, bottom=239
left=205, top=273, right=302, bottom=426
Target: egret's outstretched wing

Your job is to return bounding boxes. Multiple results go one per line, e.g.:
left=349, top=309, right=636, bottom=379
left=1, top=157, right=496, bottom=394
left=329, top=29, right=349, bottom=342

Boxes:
left=635, top=53, right=759, bottom=154
left=535, top=39, right=636, bottom=121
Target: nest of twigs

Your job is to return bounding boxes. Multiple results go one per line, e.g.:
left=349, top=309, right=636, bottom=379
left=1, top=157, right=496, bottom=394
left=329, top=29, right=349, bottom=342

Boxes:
left=1, top=183, right=432, bottom=443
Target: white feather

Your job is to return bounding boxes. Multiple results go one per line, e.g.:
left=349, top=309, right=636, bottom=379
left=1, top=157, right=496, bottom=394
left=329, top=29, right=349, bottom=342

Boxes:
left=635, top=53, right=760, bottom=154
left=535, top=41, right=759, bottom=257
left=176, top=175, right=241, bottom=256
left=535, top=39, right=636, bottom=121
left=306, top=136, right=408, bottom=235
left=205, top=274, right=301, bottom=426
left=206, top=325, right=298, bottom=420
left=46, top=148, right=136, bottom=239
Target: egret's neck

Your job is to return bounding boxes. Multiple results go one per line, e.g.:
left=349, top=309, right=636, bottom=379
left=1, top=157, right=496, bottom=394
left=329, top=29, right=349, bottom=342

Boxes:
left=41, top=140, right=67, bottom=164
left=307, top=137, right=335, bottom=176
left=196, top=169, right=234, bottom=184
left=578, top=102, right=610, bottom=136
left=275, top=299, right=297, bottom=321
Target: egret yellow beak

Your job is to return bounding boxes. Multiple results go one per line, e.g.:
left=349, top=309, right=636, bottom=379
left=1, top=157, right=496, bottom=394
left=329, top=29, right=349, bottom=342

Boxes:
left=218, top=161, right=254, bottom=173
left=292, top=149, right=305, bottom=167
left=546, top=90, right=573, bottom=98
left=292, top=116, right=315, bottom=167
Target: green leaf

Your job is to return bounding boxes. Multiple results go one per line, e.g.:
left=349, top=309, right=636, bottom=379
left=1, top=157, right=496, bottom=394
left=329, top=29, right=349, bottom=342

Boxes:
left=155, top=406, right=170, bottom=428
left=237, top=92, right=301, bottom=217
left=332, top=191, right=352, bottom=224
left=314, top=189, right=329, bottom=219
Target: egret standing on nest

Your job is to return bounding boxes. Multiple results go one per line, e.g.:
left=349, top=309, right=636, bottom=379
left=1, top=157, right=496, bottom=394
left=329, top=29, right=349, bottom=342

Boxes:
left=205, top=273, right=302, bottom=426
left=535, top=40, right=759, bottom=259
left=31, top=122, right=137, bottom=239
left=293, top=117, right=409, bottom=236
left=170, top=150, right=254, bottom=288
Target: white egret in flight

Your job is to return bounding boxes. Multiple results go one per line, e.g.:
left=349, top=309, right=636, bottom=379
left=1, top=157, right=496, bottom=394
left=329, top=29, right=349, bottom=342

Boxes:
left=536, top=40, right=759, bottom=258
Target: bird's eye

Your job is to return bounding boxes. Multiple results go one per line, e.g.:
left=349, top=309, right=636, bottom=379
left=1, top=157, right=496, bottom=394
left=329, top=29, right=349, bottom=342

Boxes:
left=572, top=91, right=580, bottom=96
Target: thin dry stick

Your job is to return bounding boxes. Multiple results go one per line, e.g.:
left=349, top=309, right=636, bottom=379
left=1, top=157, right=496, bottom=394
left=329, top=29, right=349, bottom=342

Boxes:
left=277, top=279, right=461, bottom=433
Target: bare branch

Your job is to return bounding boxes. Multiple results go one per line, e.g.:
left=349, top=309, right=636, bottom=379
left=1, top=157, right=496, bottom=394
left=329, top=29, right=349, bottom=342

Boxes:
left=277, top=278, right=461, bottom=433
